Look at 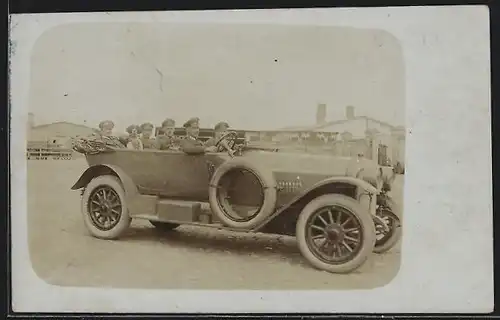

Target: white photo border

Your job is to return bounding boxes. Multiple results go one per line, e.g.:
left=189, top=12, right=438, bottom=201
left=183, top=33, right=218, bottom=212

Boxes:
left=10, top=6, right=493, bottom=313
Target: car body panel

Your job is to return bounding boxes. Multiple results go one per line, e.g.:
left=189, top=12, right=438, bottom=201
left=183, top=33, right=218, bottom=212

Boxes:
left=72, top=146, right=385, bottom=232
left=79, top=147, right=381, bottom=197
left=84, top=149, right=226, bottom=200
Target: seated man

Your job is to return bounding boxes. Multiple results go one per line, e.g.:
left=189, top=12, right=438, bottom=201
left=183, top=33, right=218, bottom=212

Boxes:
left=180, top=117, right=219, bottom=155
left=140, top=122, right=156, bottom=149
left=155, top=118, right=181, bottom=150
left=96, top=120, right=114, bottom=137
left=90, top=120, right=126, bottom=148
left=204, top=121, right=230, bottom=148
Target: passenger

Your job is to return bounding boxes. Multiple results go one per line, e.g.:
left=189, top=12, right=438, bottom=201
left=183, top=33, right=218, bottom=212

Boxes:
left=90, top=120, right=126, bottom=148
left=156, top=118, right=180, bottom=150
left=98, top=120, right=114, bottom=137
left=204, top=121, right=230, bottom=148
left=180, top=117, right=218, bottom=155
left=140, top=122, right=156, bottom=149
left=126, top=125, right=144, bottom=150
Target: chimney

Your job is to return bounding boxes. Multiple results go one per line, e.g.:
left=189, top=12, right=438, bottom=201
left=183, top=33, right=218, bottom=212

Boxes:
left=346, top=105, right=355, bottom=120
left=316, top=103, right=327, bottom=125
left=27, top=112, right=35, bottom=129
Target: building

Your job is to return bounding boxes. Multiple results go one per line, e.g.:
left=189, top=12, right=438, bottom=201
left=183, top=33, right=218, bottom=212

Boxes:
left=280, top=104, right=406, bottom=165
left=27, top=113, right=96, bottom=149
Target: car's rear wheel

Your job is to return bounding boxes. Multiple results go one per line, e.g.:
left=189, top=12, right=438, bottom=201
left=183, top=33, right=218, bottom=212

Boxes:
left=149, top=221, right=180, bottom=231
left=81, top=175, right=131, bottom=239
left=296, top=194, right=376, bottom=274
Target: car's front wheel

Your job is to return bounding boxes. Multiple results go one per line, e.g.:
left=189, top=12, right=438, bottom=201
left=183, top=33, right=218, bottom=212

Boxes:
left=373, top=198, right=402, bottom=254
left=81, top=175, right=131, bottom=239
left=296, top=194, right=376, bottom=274
left=149, top=221, right=180, bottom=231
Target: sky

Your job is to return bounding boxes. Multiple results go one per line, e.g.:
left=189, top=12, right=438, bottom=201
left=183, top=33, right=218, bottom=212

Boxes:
left=29, top=22, right=405, bottom=132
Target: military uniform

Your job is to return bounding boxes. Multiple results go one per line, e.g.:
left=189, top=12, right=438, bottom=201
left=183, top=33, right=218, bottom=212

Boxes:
left=180, top=117, right=207, bottom=155
left=155, top=118, right=179, bottom=150
left=140, top=123, right=156, bottom=149
left=141, top=136, right=156, bottom=149
left=180, top=136, right=207, bottom=154
left=156, top=135, right=180, bottom=150
left=204, top=121, right=230, bottom=148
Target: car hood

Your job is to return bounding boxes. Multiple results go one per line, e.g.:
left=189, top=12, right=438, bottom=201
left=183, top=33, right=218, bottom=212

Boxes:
left=241, top=150, right=381, bottom=179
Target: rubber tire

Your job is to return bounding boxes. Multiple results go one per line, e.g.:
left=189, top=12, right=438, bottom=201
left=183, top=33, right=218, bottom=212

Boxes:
left=374, top=198, right=402, bottom=254
left=81, top=175, right=132, bottom=239
left=296, top=194, right=376, bottom=274
left=208, top=158, right=277, bottom=230
left=149, top=221, right=180, bottom=231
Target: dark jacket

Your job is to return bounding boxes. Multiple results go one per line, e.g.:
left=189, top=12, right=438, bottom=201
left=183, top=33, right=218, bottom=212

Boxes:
left=180, top=136, right=206, bottom=155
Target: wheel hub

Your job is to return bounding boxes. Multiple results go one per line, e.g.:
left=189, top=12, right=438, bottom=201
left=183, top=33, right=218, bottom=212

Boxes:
left=99, top=201, right=112, bottom=216
left=325, top=224, right=344, bottom=243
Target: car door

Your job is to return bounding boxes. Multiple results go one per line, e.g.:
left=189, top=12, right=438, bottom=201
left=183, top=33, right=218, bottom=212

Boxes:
left=133, top=150, right=213, bottom=200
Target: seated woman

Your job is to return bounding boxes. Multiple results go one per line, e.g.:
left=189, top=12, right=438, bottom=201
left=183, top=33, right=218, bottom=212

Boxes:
left=126, top=124, right=144, bottom=150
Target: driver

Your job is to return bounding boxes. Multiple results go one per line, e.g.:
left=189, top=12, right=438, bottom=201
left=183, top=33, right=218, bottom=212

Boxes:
left=180, top=117, right=218, bottom=155
left=204, top=121, right=230, bottom=148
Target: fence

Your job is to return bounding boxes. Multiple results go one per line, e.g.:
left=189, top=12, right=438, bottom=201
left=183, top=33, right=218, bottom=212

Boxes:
left=27, top=141, right=74, bottom=160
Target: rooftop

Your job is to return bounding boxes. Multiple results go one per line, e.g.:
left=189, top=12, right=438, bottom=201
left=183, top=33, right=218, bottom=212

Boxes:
left=280, top=105, right=404, bottom=132
left=31, top=121, right=95, bottom=131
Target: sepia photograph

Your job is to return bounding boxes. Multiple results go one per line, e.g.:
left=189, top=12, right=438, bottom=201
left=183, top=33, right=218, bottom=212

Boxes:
left=10, top=6, right=492, bottom=313
left=26, top=21, right=405, bottom=289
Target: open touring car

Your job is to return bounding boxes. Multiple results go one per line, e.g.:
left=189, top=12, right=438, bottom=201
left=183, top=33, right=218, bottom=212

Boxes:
left=71, top=131, right=402, bottom=274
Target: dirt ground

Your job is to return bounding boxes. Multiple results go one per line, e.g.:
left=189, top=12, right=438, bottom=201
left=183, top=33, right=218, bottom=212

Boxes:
left=27, top=159, right=403, bottom=290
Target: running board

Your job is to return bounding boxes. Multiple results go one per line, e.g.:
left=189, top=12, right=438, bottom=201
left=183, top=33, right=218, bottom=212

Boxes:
left=131, top=198, right=218, bottom=224
left=134, top=214, right=253, bottom=233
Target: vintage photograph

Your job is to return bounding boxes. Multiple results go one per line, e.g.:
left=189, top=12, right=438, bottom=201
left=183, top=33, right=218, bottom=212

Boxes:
left=11, top=6, right=492, bottom=313
left=26, top=22, right=404, bottom=289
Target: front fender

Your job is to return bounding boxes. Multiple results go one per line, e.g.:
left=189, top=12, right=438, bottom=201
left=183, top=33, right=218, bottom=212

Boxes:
left=254, top=176, right=378, bottom=233
left=309, top=176, right=379, bottom=196
left=71, top=164, right=141, bottom=207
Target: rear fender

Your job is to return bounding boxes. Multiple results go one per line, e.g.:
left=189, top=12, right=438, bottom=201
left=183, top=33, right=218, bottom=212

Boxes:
left=255, top=176, right=378, bottom=234
left=71, top=164, right=152, bottom=216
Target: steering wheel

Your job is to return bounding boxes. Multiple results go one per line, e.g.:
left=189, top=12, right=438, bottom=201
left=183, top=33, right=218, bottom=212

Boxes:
left=215, top=131, right=238, bottom=153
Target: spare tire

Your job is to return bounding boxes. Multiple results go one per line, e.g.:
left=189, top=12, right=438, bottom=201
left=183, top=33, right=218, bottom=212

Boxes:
left=208, top=158, right=277, bottom=229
